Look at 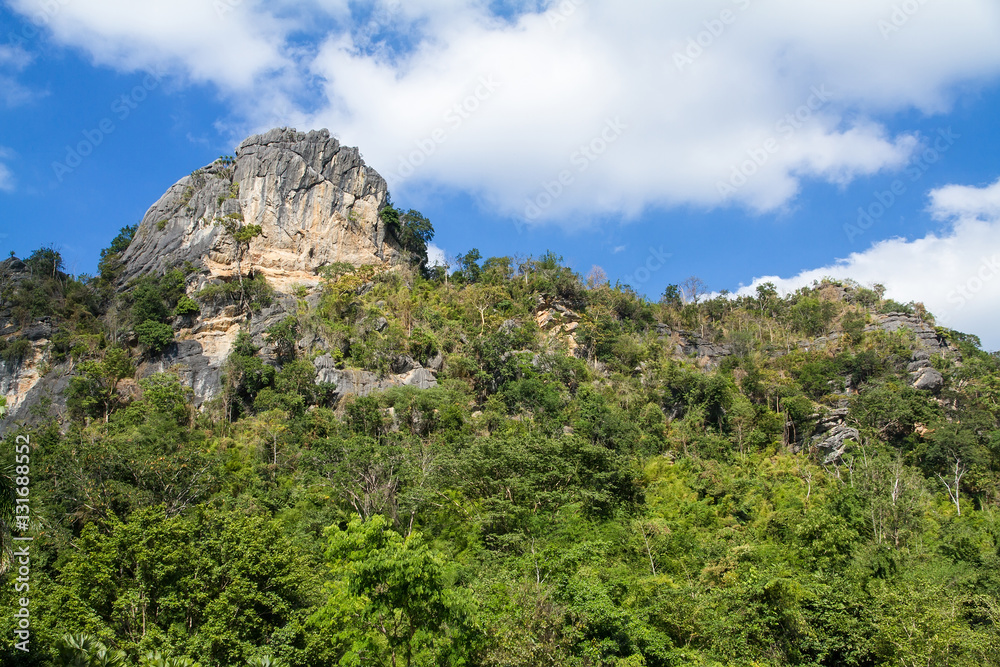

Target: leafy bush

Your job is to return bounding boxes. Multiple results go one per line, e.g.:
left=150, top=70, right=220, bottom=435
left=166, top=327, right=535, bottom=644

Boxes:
left=195, top=274, right=273, bottom=311
left=0, top=337, right=32, bottom=366
left=136, top=319, right=175, bottom=353
left=174, top=295, right=200, bottom=316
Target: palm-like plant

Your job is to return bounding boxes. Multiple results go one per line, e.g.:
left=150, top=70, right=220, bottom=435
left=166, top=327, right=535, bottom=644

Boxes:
left=140, top=651, right=202, bottom=667
left=56, top=634, right=127, bottom=667
left=247, top=656, right=285, bottom=667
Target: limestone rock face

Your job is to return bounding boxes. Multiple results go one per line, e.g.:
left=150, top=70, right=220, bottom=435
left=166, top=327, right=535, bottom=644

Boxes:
left=809, top=408, right=859, bottom=464
left=868, top=312, right=955, bottom=355
left=119, top=128, right=402, bottom=292
left=314, top=355, right=438, bottom=400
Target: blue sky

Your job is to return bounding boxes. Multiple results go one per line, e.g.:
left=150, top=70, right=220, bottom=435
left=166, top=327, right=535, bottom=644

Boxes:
left=1, top=0, right=999, bottom=348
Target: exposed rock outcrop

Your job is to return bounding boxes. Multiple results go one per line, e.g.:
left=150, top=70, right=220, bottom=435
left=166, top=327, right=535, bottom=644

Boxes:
left=119, top=128, right=402, bottom=292
left=314, top=355, right=438, bottom=400
left=1, top=129, right=415, bottom=429
left=655, top=324, right=732, bottom=367
left=868, top=312, right=956, bottom=356
left=807, top=408, right=859, bottom=464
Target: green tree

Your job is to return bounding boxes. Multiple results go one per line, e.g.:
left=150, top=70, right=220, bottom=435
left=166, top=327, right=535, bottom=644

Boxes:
left=67, top=347, right=134, bottom=422
left=215, top=212, right=264, bottom=310
left=456, top=249, right=482, bottom=284
left=312, top=516, right=476, bottom=667
left=398, top=209, right=434, bottom=271
left=25, top=246, right=64, bottom=279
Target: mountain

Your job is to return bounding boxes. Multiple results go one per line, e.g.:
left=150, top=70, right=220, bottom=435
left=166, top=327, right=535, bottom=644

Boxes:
left=1, top=128, right=424, bottom=427
left=2, top=129, right=1000, bottom=667
left=0, top=129, right=969, bottom=430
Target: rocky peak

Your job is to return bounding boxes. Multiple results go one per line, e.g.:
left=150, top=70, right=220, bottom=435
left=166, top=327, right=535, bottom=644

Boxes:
left=119, top=128, right=403, bottom=292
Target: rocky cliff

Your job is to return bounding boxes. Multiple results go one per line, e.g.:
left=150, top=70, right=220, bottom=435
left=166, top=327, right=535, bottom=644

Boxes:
left=119, top=128, right=402, bottom=292
left=1, top=129, right=422, bottom=429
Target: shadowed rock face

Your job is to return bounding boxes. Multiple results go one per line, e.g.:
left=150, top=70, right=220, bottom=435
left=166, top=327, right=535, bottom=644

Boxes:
left=119, top=128, right=402, bottom=292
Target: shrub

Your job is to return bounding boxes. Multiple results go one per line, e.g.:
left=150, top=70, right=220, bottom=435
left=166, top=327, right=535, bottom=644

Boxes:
left=173, top=295, right=200, bottom=317
left=0, top=337, right=33, bottom=366
left=136, top=320, right=175, bottom=354
left=195, top=274, right=273, bottom=311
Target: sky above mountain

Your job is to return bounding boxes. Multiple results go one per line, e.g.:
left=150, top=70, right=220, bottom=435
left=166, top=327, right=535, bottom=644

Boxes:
left=1, top=0, right=999, bottom=348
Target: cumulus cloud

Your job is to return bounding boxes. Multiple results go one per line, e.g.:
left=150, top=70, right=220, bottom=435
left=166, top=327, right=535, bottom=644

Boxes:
left=737, top=178, right=1000, bottom=350
left=8, top=0, right=1000, bottom=223
left=426, top=242, right=447, bottom=268
left=7, top=0, right=292, bottom=89
left=0, top=160, right=14, bottom=193
left=294, top=0, right=1000, bottom=222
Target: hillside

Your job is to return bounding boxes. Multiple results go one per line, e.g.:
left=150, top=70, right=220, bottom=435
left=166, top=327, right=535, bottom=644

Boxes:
left=2, top=129, right=1000, bottom=667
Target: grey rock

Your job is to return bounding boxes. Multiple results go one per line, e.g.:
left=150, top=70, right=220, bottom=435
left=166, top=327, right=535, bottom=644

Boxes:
left=314, top=356, right=438, bottom=401
left=373, top=316, right=389, bottom=333
left=118, top=128, right=404, bottom=289
left=912, top=368, right=945, bottom=392
left=427, top=352, right=445, bottom=372
left=814, top=408, right=850, bottom=434
left=390, top=355, right=419, bottom=375
left=21, top=320, right=53, bottom=341
left=867, top=313, right=956, bottom=358
left=139, top=340, right=219, bottom=406
left=907, top=360, right=931, bottom=372
left=813, top=424, right=861, bottom=464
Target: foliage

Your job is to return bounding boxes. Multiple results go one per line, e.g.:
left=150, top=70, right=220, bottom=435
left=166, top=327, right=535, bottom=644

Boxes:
left=381, top=206, right=435, bottom=271
left=136, top=320, right=175, bottom=354
left=4, top=234, right=1000, bottom=667
left=173, top=295, right=200, bottom=317
left=0, top=337, right=32, bottom=366
left=311, top=516, right=477, bottom=666
left=66, top=347, right=134, bottom=422
left=195, top=274, right=273, bottom=311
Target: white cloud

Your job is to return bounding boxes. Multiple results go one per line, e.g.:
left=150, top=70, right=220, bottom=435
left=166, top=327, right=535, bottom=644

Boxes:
left=8, top=0, right=292, bottom=89
left=0, top=148, right=15, bottom=192
left=0, top=44, right=41, bottom=107
left=0, top=164, right=14, bottom=192
left=293, top=0, right=1000, bottom=222
left=8, top=0, right=1000, bottom=222
left=426, top=242, right=446, bottom=267
left=737, top=178, right=1000, bottom=351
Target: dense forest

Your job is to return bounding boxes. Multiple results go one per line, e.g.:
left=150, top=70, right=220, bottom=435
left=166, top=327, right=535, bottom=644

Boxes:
left=2, top=216, right=1000, bottom=666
